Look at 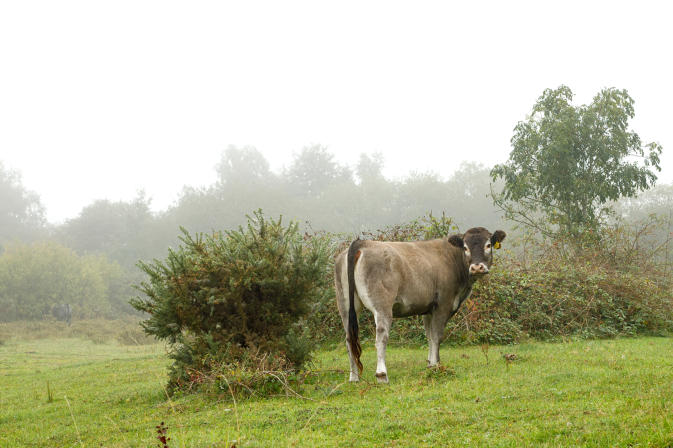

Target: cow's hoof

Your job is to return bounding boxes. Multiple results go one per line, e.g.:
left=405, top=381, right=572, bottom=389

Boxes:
left=349, top=374, right=360, bottom=383
left=375, top=372, right=389, bottom=384
left=427, top=363, right=439, bottom=369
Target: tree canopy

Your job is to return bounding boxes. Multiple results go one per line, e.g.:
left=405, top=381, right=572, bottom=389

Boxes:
left=57, top=193, right=158, bottom=269
left=0, top=162, right=45, bottom=246
left=491, top=85, right=662, bottom=238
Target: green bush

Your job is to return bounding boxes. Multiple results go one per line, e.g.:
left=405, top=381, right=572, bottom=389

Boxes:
left=131, top=211, right=332, bottom=393
left=0, top=242, right=130, bottom=321
left=456, top=255, right=673, bottom=344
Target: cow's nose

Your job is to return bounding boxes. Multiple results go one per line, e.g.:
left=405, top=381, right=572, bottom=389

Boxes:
left=469, top=263, right=489, bottom=275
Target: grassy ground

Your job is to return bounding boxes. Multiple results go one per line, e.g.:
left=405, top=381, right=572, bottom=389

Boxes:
left=1, top=335, right=672, bottom=447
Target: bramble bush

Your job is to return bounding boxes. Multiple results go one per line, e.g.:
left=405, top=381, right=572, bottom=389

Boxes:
left=455, top=254, right=673, bottom=345
left=131, top=211, right=332, bottom=394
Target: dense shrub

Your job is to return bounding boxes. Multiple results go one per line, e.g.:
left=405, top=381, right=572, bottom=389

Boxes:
left=456, top=259, right=673, bottom=345
left=131, top=211, right=332, bottom=393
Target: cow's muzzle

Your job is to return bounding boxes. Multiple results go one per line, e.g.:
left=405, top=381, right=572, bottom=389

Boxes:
left=469, top=263, right=489, bottom=275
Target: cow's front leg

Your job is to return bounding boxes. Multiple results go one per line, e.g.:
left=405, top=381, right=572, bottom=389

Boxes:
left=428, top=311, right=451, bottom=367
left=374, top=311, right=392, bottom=384
left=423, top=314, right=439, bottom=366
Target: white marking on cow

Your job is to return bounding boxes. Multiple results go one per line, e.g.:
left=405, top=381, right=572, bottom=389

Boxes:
left=353, top=253, right=376, bottom=313
left=428, top=338, right=439, bottom=366
left=452, top=293, right=461, bottom=312
left=453, top=288, right=472, bottom=312
left=373, top=311, right=389, bottom=380
left=340, top=256, right=350, bottom=305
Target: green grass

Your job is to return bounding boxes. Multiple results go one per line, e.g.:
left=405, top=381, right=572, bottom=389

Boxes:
left=1, top=337, right=673, bottom=447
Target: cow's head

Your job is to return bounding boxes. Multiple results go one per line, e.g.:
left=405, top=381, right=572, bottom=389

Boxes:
left=448, top=227, right=506, bottom=277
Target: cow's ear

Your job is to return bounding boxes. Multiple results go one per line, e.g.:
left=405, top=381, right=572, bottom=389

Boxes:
left=448, top=234, right=464, bottom=248
left=491, top=230, right=506, bottom=248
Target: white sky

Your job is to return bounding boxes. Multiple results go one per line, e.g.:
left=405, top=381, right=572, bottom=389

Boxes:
left=1, top=1, right=672, bottom=223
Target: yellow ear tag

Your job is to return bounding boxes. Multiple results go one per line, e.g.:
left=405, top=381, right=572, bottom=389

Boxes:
left=494, top=241, right=501, bottom=249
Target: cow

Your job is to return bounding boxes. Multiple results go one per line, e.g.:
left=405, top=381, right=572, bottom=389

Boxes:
left=334, top=227, right=506, bottom=383
left=52, top=303, right=72, bottom=326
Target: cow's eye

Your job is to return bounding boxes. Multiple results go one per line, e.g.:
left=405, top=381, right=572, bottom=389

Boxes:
left=463, top=246, right=469, bottom=252
left=486, top=243, right=491, bottom=249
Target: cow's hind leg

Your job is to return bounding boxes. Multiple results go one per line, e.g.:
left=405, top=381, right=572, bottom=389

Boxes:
left=373, top=310, right=392, bottom=384
left=337, top=298, right=362, bottom=382
left=338, top=317, right=362, bottom=381
left=336, top=305, right=361, bottom=382
left=345, top=335, right=361, bottom=382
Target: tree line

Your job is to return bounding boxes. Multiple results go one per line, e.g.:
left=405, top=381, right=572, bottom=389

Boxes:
left=1, top=85, right=671, bottom=322
left=0, top=148, right=507, bottom=321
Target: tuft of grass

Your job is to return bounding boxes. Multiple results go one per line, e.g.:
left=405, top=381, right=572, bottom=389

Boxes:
left=480, top=342, right=490, bottom=364
left=46, top=381, right=53, bottom=403
left=423, top=364, right=456, bottom=381
left=64, top=395, right=84, bottom=447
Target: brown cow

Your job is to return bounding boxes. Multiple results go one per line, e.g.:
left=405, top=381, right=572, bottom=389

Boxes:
left=334, top=227, right=506, bottom=383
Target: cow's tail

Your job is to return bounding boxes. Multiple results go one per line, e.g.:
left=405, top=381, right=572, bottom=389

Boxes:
left=347, top=239, right=364, bottom=375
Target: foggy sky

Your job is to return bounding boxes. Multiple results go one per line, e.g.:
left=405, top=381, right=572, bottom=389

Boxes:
left=1, top=0, right=672, bottom=223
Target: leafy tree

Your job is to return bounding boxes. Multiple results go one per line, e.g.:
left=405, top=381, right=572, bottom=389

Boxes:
left=394, top=172, right=448, bottom=224
left=215, top=145, right=274, bottom=188
left=613, top=183, right=673, bottom=267
left=616, top=183, right=673, bottom=222
left=356, top=152, right=385, bottom=184
left=57, top=193, right=159, bottom=269
left=347, top=153, right=395, bottom=230
left=0, top=162, right=45, bottom=245
left=491, top=86, right=662, bottom=238
left=285, top=145, right=353, bottom=198
left=162, top=186, right=232, bottom=235
left=0, top=242, right=128, bottom=321
left=445, top=162, right=505, bottom=231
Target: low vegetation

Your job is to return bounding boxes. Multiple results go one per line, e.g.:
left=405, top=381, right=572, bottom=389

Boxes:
left=1, top=337, right=672, bottom=447
left=0, top=319, right=156, bottom=346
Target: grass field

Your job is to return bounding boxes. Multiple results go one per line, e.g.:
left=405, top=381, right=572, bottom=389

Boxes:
left=1, top=335, right=673, bottom=447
